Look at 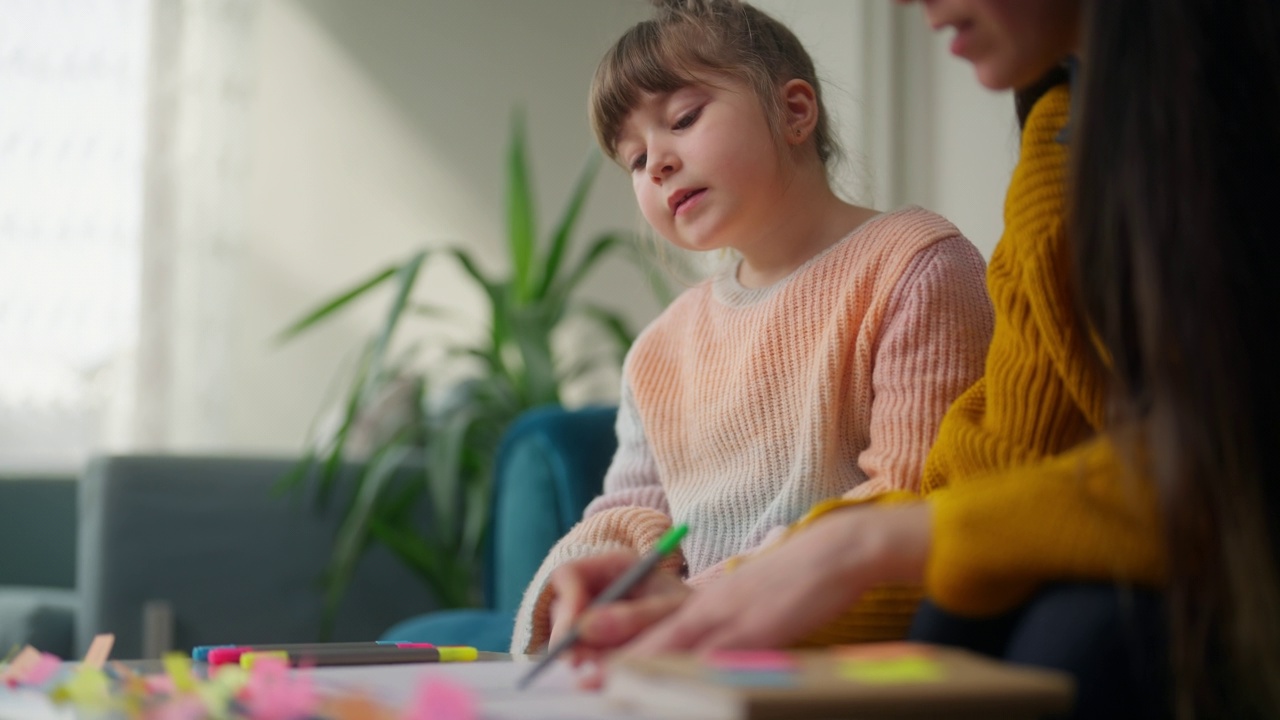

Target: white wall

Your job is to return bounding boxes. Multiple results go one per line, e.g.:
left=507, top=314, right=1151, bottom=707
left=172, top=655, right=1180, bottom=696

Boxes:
left=756, top=0, right=1017, bottom=257
left=222, top=0, right=1018, bottom=456
left=227, top=0, right=655, bottom=453
left=914, top=17, right=1020, bottom=256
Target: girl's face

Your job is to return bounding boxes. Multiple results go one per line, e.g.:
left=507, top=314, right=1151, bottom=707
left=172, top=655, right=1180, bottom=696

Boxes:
left=904, top=0, right=1080, bottom=90
left=615, top=78, right=788, bottom=255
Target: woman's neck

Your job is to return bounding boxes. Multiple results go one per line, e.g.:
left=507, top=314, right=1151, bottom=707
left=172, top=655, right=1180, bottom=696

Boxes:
left=735, top=174, right=879, bottom=290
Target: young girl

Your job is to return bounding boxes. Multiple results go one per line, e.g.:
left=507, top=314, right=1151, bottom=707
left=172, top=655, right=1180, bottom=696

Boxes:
left=551, top=0, right=1280, bottom=716
left=508, top=0, right=995, bottom=654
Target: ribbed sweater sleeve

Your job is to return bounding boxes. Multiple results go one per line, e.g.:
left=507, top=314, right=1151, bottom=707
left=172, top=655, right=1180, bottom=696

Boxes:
left=849, top=236, right=993, bottom=500
left=508, top=379, right=683, bottom=654
left=927, top=435, right=1164, bottom=615
left=580, top=384, right=668, bottom=517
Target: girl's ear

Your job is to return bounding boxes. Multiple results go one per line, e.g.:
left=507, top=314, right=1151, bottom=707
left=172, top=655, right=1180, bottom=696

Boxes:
left=781, top=79, right=819, bottom=146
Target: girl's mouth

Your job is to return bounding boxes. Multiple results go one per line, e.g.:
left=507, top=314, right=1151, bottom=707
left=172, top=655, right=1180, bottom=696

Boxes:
left=672, top=188, right=706, bottom=216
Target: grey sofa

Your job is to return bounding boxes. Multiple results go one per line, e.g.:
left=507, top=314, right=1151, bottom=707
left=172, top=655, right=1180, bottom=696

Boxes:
left=1, top=456, right=439, bottom=659
left=0, top=474, right=80, bottom=657
left=1, top=405, right=622, bottom=659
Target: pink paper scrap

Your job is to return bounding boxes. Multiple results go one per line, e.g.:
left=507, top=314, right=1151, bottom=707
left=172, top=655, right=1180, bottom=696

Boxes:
left=404, top=675, right=478, bottom=720
left=239, top=654, right=320, bottom=720
left=18, top=652, right=63, bottom=686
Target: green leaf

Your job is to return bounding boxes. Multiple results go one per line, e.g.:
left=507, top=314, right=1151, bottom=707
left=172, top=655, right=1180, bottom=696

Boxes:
left=369, top=518, right=471, bottom=608
left=426, top=405, right=477, bottom=542
left=274, top=265, right=400, bottom=344
left=447, top=345, right=502, bottom=371
left=407, top=302, right=452, bottom=319
left=363, top=251, right=428, bottom=399
left=550, top=233, right=626, bottom=305
left=379, top=479, right=425, bottom=527
left=315, top=341, right=377, bottom=509
left=320, top=431, right=416, bottom=635
left=509, top=305, right=560, bottom=406
left=555, top=351, right=618, bottom=386
left=272, top=451, right=317, bottom=498
left=578, top=303, right=637, bottom=350
left=459, top=467, right=493, bottom=566
left=445, top=249, right=507, bottom=349
left=536, top=150, right=601, bottom=299
left=507, top=111, right=536, bottom=303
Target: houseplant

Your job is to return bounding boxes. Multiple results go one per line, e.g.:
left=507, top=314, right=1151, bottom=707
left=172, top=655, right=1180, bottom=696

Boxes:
left=275, top=112, right=668, bottom=634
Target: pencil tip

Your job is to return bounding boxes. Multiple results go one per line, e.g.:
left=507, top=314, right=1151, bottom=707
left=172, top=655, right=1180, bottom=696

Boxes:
left=517, top=662, right=546, bottom=691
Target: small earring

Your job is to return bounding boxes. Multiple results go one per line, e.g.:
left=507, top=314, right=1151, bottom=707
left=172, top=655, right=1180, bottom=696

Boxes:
left=795, top=129, right=802, bottom=137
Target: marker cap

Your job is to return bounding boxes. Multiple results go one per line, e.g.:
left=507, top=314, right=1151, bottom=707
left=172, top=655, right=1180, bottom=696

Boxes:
left=192, top=644, right=234, bottom=662
left=438, top=646, right=479, bottom=662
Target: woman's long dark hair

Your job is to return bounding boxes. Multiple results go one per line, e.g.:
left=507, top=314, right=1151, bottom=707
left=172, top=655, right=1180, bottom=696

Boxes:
left=1071, top=0, right=1280, bottom=716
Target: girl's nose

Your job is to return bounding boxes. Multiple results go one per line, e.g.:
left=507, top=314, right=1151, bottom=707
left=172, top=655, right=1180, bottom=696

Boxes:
left=647, top=150, right=678, bottom=184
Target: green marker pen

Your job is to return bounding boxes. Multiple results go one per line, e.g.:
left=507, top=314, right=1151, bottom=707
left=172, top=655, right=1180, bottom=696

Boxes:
left=518, top=523, right=689, bottom=690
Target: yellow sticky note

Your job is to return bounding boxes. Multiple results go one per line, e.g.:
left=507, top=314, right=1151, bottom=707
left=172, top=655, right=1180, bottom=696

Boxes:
left=839, top=657, right=945, bottom=684
left=201, top=663, right=249, bottom=715
left=164, top=652, right=198, bottom=693
left=59, top=667, right=113, bottom=708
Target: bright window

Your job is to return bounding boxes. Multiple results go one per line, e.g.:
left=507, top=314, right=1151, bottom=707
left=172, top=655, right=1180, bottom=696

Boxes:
left=0, top=0, right=148, bottom=471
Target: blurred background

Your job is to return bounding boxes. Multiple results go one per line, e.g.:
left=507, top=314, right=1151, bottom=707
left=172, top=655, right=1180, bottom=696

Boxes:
left=0, top=0, right=1018, bottom=474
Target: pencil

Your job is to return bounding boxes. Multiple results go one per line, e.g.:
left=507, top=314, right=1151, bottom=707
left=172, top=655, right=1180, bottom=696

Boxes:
left=517, top=523, right=689, bottom=690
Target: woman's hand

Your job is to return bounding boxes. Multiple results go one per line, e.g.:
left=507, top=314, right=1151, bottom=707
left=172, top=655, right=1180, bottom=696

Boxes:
left=545, top=550, right=692, bottom=662
left=617, top=502, right=932, bottom=656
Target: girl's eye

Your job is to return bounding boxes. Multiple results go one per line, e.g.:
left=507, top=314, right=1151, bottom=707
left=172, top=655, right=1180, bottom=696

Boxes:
left=673, top=108, right=700, bottom=130
left=630, top=153, right=647, bottom=172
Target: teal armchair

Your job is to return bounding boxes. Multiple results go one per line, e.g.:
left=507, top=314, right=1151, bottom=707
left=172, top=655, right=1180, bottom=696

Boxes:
left=381, top=404, right=618, bottom=652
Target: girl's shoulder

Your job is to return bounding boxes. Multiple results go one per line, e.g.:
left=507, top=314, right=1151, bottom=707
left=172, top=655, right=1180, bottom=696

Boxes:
left=831, top=205, right=972, bottom=266
left=817, top=206, right=983, bottom=303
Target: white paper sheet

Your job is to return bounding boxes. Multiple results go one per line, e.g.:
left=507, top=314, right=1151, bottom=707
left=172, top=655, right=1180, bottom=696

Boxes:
left=310, top=658, right=667, bottom=720
left=0, top=688, right=78, bottom=720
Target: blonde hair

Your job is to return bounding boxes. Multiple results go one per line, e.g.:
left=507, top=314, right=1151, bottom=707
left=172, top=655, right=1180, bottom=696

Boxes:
left=589, top=0, right=840, bottom=168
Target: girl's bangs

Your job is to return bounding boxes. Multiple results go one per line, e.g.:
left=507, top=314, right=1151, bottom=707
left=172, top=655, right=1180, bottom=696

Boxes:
left=591, top=23, right=717, bottom=160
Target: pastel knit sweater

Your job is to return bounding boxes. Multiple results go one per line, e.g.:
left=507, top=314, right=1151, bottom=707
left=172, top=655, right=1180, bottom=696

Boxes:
left=511, top=207, right=995, bottom=653
left=796, top=86, right=1166, bottom=643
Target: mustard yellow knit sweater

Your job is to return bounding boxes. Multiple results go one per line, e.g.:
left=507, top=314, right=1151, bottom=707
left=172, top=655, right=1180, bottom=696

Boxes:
left=796, top=85, right=1167, bottom=644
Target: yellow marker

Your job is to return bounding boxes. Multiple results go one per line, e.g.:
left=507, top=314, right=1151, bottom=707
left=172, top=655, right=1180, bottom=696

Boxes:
left=163, top=652, right=198, bottom=692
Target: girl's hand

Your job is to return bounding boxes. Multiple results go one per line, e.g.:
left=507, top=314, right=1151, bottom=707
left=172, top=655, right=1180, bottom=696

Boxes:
left=617, top=503, right=932, bottom=656
left=545, top=551, right=692, bottom=662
